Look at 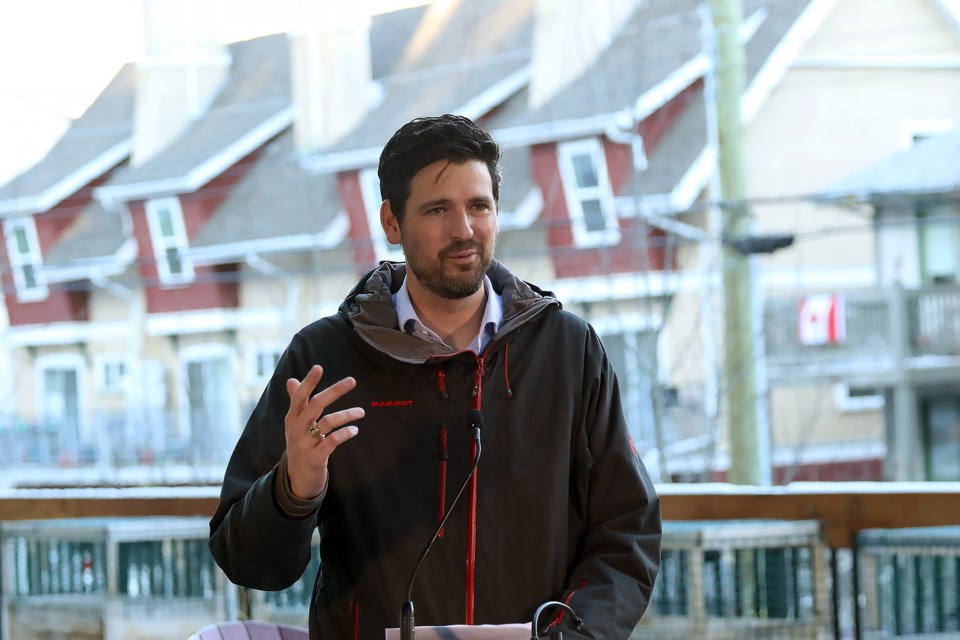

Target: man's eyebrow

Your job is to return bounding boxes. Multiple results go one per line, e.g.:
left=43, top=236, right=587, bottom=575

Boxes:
left=417, top=198, right=452, bottom=211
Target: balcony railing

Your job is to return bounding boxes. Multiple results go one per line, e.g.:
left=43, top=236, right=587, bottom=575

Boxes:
left=0, top=407, right=241, bottom=472
left=765, top=285, right=960, bottom=381
left=2, top=483, right=959, bottom=640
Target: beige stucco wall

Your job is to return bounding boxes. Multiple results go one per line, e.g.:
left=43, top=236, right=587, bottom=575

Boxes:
left=735, top=0, right=960, bottom=463
left=770, top=384, right=883, bottom=447
left=746, top=0, right=960, bottom=273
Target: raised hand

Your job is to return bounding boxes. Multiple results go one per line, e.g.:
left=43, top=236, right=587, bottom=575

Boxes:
left=284, top=364, right=364, bottom=499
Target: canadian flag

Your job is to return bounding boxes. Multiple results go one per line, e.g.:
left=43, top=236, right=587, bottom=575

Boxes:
left=798, top=294, right=846, bottom=346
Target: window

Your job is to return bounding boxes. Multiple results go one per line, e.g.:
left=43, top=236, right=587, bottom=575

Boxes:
left=832, top=383, right=884, bottom=413
left=557, top=139, right=620, bottom=248
left=247, top=343, right=283, bottom=386
left=180, top=345, right=238, bottom=463
left=917, top=203, right=959, bottom=285
left=145, top=197, right=194, bottom=285
left=94, top=354, right=129, bottom=393
left=924, top=397, right=960, bottom=481
left=596, top=323, right=659, bottom=450
left=3, top=216, right=48, bottom=301
left=35, top=354, right=87, bottom=461
left=359, top=168, right=404, bottom=263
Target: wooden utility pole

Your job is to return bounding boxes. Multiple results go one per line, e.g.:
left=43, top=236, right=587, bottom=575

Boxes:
left=707, top=0, right=767, bottom=485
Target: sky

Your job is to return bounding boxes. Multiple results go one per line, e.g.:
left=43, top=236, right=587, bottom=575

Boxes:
left=0, top=0, right=428, bottom=185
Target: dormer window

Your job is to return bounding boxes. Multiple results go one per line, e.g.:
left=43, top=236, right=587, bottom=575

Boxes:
left=360, top=168, right=405, bottom=263
left=145, top=197, right=195, bottom=286
left=918, top=203, right=958, bottom=285
left=3, top=216, right=48, bottom=302
left=557, top=138, right=621, bottom=248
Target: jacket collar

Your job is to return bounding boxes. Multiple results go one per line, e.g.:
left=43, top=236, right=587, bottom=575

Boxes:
left=340, top=260, right=560, bottom=363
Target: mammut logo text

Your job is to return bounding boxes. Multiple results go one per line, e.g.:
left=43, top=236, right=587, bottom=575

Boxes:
left=370, top=400, right=414, bottom=408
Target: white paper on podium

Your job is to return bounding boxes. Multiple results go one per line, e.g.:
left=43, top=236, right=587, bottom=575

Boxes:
left=385, top=623, right=529, bottom=639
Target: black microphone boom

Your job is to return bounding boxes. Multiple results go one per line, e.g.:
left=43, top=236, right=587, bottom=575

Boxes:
left=400, top=410, right=484, bottom=640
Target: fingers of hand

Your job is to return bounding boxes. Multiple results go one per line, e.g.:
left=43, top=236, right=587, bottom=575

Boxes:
left=320, top=425, right=360, bottom=449
left=308, top=376, right=358, bottom=414
left=287, top=364, right=325, bottom=414
left=308, top=407, right=365, bottom=440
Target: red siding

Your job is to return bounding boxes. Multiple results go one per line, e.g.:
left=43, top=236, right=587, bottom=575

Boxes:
left=531, top=141, right=670, bottom=279
left=678, top=458, right=886, bottom=484
left=639, top=79, right=703, bottom=156
left=0, top=172, right=120, bottom=326
left=338, top=171, right=377, bottom=270
left=529, top=83, right=703, bottom=280
left=131, top=149, right=262, bottom=314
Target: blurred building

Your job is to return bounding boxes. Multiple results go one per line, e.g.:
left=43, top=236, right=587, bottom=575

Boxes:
left=0, top=0, right=957, bottom=486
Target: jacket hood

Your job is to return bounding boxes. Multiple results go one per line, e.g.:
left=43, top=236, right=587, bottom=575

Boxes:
left=338, top=260, right=561, bottom=363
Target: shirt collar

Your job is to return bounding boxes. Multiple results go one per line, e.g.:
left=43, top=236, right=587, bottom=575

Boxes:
left=393, top=274, right=503, bottom=350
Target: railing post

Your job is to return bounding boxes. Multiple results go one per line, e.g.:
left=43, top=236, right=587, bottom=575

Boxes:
left=886, top=283, right=921, bottom=481
left=0, top=528, right=6, bottom=640
left=852, top=538, right=863, bottom=640
left=238, top=584, right=254, bottom=620
left=829, top=549, right=842, bottom=640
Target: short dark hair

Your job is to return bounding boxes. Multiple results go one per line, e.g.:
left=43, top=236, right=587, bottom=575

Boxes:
left=378, top=114, right=502, bottom=223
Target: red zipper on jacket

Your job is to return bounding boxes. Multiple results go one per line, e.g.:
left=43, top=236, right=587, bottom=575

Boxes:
left=350, top=600, right=360, bottom=639
left=465, top=355, right=485, bottom=624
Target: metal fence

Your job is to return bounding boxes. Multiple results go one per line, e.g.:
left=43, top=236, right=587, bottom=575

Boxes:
left=0, top=517, right=230, bottom=640
left=857, top=526, right=960, bottom=638
left=0, top=407, right=240, bottom=471
left=634, top=520, right=829, bottom=639
left=3, top=487, right=960, bottom=639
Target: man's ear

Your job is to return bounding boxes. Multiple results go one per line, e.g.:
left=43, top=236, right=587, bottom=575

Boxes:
left=381, top=200, right=402, bottom=245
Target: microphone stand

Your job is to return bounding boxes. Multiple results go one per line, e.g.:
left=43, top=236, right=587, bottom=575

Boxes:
left=401, top=410, right=484, bottom=640
left=530, top=601, right=584, bottom=640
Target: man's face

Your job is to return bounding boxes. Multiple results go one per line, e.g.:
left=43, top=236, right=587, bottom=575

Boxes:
left=381, top=159, right=498, bottom=300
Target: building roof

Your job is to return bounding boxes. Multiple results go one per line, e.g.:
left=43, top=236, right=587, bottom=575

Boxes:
left=494, top=0, right=703, bottom=130
left=189, top=130, right=342, bottom=253
left=28, top=0, right=821, bottom=276
left=321, top=0, right=535, bottom=154
left=43, top=201, right=128, bottom=268
left=628, top=89, right=707, bottom=200
left=102, top=34, right=292, bottom=193
left=101, top=6, right=431, bottom=197
left=819, top=127, right=960, bottom=203
left=0, top=64, right=135, bottom=215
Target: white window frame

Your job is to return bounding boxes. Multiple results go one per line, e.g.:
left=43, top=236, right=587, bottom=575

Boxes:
left=3, top=216, right=49, bottom=302
left=593, top=313, right=665, bottom=451
left=34, top=352, right=88, bottom=439
left=246, top=342, right=284, bottom=387
left=832, top=383, right=884, bottom=413
left=93, top=354, right=130, bottom=393
left=178, top=343, right=238, bottom=442
left=145, top=196, right=195, bottom=285
left=557, top=138, right=621, bottom=248
left=917, top=202, right=959, bottom=285
left=359, top=168, right=405, bottom=262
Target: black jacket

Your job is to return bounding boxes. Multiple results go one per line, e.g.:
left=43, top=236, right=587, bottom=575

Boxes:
left=209, top=261, right=661, bottom=639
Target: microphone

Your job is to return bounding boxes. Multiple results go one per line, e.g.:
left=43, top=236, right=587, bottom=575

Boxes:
left=530, top=600, right=584, bottom=639
left=401, top=410, right=484, bottom=640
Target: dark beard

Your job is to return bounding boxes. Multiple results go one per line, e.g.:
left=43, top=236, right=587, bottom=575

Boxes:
left=408, top=241, right=491, bottom=300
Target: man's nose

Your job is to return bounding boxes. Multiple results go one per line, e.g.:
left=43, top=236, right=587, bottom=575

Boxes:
left=448, top=207, right=474, bottom=239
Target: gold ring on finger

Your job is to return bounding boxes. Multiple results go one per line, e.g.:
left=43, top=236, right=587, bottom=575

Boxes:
left=308, top=420, right=325, bottom=440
